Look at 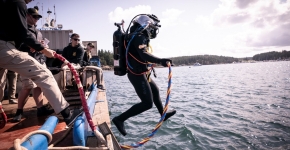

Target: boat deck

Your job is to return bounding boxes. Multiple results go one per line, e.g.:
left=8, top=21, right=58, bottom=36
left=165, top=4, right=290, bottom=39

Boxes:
left=0, top=84, right=115, bottom=149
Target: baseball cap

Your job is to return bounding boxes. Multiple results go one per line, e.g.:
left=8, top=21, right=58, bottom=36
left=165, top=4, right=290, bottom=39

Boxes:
left=87, top=43, right=95, bottom=48
left=27, top=7, right=42, bottom=18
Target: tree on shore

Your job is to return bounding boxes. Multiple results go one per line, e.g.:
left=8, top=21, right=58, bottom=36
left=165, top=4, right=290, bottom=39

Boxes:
left=252, top=50, right=290, bottom=61
left=98, top=49, right=113, bottom=66
left=97, top=49, right=290, bottom=67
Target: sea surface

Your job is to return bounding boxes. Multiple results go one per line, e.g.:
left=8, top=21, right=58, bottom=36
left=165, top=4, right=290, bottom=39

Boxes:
left=103, top=61, right=290, bottom=150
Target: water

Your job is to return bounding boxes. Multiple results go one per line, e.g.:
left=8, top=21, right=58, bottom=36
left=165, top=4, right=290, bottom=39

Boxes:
left=104, top=61, right=290, bottom=150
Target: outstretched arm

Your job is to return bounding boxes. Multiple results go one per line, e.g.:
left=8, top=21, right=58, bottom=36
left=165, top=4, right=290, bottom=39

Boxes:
left=134, top=35, right=161, bottom=64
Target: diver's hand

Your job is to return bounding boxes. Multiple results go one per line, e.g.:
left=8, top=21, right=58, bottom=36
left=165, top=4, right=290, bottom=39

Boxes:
left=160, top=58, right=173, bottom=67
left=41, top=48, right=55, bottom=58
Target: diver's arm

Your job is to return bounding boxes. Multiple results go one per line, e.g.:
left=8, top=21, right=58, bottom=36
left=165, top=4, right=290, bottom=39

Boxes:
left=137, top=49, right=161, bottom=63
left=134, top=35, right=161, bottom=63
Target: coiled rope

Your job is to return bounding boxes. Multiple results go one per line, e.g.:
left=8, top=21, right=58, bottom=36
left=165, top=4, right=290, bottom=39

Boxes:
left=53, top=53, right=106, bottom=144
left=120, top=62, right=172, bottom=149
left=0, top=102, right=7, bottom=129
left=14, top=130, right=52, bottom=150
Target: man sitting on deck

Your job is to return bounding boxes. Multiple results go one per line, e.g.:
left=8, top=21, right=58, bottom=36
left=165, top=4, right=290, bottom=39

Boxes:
left=61, top=33, right=84, bottom=68
left=82, top=43, right=105, bottom=90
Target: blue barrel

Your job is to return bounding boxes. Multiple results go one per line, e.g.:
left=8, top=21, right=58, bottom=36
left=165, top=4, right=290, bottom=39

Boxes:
left=21, top=116, right=58, bottom=150
left=73, top=116, right=85, bottom=146
left=73, top=83, right=98, bottom=146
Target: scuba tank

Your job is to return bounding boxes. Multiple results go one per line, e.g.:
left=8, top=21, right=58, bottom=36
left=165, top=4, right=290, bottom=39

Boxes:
left=113, top=21, right=127, bottom=76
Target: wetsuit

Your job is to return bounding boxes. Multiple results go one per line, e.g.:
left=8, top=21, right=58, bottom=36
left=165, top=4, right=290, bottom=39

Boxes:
left=113, top=25, right=176, bottom=136
left=117, top=33, right=164, bottom=121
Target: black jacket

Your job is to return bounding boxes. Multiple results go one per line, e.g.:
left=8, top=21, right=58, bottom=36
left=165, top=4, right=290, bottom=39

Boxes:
left=82, top=51, right=91, bottom=66
left=18, top=24, right=46, bottom=64
left=0, top=0, right=44, bottom=51
left=62, top=44, right=84, bottom=64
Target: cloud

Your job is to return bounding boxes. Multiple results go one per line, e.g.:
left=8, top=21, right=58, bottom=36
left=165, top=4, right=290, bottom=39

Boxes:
left=109, top=6, right=185, bottom=29
left=108, top=5, right=152, bottom=23
left=235, top=0, right=259, bottom=9
left=160, top=9, right=185, bottom=27
left=196, top=0, right=290, bottom=51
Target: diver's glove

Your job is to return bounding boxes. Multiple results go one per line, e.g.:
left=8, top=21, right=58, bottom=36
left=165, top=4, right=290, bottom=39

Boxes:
left=160, top=58, right=173, bottom=67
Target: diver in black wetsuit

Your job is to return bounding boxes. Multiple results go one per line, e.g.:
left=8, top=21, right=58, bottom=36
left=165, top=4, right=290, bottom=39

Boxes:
left=112, top=14, right=176, bottom=136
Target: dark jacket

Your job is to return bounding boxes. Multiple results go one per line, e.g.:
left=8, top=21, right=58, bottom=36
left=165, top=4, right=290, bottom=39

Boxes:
left=0, top=0, right=44, bottom=51
left=18, top=25, right=46, bottom=64
left=62, top=44, right=84, bottom=64
left=82, top=51, right=91, bottom=66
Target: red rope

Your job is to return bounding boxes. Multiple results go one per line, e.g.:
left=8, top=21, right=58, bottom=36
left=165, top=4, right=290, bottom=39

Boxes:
left=53, top=53, right=96, bottom=131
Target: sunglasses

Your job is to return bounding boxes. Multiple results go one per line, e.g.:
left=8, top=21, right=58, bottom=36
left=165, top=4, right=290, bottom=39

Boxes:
left=72, top=38, right=80, bottom=41
left=32, top=15, right=40, bottom=20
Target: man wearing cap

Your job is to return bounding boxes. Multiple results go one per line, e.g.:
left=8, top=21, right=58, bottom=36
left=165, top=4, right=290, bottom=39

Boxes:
left=82, top=43, right=94, bottom=66
left=13, top=6, right=55, bottom=122
left=83, top=43, right=105, bottom=90
left=0, top=0, right=84, bottom=127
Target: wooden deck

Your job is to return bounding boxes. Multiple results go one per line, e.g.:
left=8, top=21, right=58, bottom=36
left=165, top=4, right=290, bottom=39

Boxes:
left=0, top=82, right=115, bottom=150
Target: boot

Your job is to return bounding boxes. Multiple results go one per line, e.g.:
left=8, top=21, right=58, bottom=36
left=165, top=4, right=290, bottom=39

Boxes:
left=63, top=107, right=83, bottom=126
left=164, top=109, right=176, bottom=121
left=12, top=109, right=23, bottom=122
left=112, top=117, right=127, bottom=136
left=37, top=105, right=55, bottom=117
left=97, top=85, right=105, bottom=90
left=9, top=99, right=18, bottom=104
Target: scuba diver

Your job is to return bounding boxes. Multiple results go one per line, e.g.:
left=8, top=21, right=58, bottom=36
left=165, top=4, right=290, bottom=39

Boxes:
left=112, top=14, right=176, bottom=136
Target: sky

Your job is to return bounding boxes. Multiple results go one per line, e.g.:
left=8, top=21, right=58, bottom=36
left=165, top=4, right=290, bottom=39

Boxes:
left=27, top=0, right=290, bottom=58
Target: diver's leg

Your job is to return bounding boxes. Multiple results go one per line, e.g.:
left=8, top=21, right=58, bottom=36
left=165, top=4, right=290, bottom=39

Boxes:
left=150, top=78, right=176, bottom=121
left=113, top=72, right=153, bottom=136
left=149, top=78, right=164, bottom=114
left=117, top=73, right=153, bottom=121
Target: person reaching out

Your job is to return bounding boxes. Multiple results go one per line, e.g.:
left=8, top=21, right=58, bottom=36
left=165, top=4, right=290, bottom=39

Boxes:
left=13, top=6, right=54, bottom=122
left=0, top=0, right=83, bottom=127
